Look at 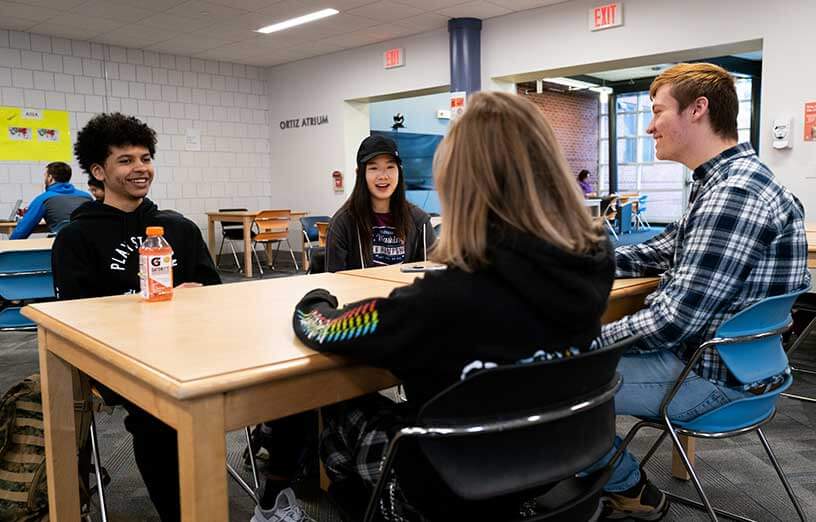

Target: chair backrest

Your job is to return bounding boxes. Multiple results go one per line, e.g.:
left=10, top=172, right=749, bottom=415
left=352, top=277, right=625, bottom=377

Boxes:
left=316, top=222, right=329, bottom=247
left=398, top=336, right=640, bottom=504
left=8, top=199, right=22, bottom=221
left=618, top=201, right=634, bottom=234
left=0, top=250, right=55, bottom=300
left=637, top=195, right=647, bottom=213
left=218, top=208, right=248, bottom=232
left=299, top=215, right=331, bottom=242
left=254, top=209, right=291, bottom=241
left=603, top=196, right=618, bottom=220
left=713, top=287, right=810, bottom=383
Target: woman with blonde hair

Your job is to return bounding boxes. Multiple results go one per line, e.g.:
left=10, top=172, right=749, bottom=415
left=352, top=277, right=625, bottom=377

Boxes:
left=291, top=91, right=614, bottom=520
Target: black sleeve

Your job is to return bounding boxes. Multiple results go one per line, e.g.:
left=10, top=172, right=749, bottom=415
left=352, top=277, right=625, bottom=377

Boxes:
left=51, top=226, right=98, bottom=300
left=292, top=280, right=438, bottom=370
left=325, top=217, right=351, bottom=273
left=187, top=224, right=221, bottom=286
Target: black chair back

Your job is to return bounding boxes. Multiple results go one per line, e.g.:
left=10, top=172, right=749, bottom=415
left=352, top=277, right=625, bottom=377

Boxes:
left=219, top=208, right=248, bottom=239
left=393, top=336, right=638, bottom=518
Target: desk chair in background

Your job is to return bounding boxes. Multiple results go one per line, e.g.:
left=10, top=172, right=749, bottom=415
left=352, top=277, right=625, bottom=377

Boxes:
left=603, top=196, right=619, bottom=240
left=0, top=249, right=55, bottom=330
left=781, top=289, right=816, bottom=403
left=635, top=195, right=650, bottom=230
left=252, top=209, right=299, bottom=275
left=299, top=215, right=330, bottom=271
left=215, top=208, right=254, bottom=273
left=364, top=336, right=642, bottom=522
left=624, top=289, right=808, bottom=522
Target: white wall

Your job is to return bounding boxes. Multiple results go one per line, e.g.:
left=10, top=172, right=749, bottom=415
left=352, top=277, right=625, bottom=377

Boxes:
left=0, top=29, right=273, bottom=232
left=268, top=0, right=816, bottom=219
left=266, top=29, right=449, bottom=218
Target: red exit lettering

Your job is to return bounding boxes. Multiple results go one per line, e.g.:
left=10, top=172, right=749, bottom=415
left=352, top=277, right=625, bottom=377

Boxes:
left=384, top=48, right=404, bottom=69
left=591, top=2, right=622, bottom=31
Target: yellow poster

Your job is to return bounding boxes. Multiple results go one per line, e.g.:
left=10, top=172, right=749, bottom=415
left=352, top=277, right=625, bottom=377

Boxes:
left=0, top=106, right=72, bottom=161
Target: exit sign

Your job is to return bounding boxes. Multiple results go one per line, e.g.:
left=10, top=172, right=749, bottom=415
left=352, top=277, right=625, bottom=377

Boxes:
left=384, top=47, right=404, bottom=69
left=590, top=2, right=623, bottom=31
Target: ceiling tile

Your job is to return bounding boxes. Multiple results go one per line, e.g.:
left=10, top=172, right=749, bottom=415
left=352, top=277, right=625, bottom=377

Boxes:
left=145, top=33, right=236, bottom=54
left=205, top=0, right=280, bottom=11
left=69, top=0, right=153, bottom=24
left=163, top=0, right=251, bottom=21
left=105, top=0, right=188, bottom=10
left=26, top=21, right=108, bottom=39
left=488, top=0, right=571, bottom=11
left=10, top=0, right=86, bottom=8
left=0, top=16, right=40, bottom=31
left=137, top=13, right=218, bottom=33
left=392, top=0, right=468, bottom=10
left=346, top=1, right=424, bottom=23
left=393, top=12, right=449, bottom=31
left=436, top=0, right=511, bottom=19
left=40, top=12, right=121, bottom=29
left=0, top=1, right=65, bottom=22
left=255, top=0, right=375, bottom=19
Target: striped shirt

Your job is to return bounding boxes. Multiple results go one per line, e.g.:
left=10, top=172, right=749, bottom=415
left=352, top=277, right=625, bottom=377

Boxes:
left=600, top=143, right=810, bottom=389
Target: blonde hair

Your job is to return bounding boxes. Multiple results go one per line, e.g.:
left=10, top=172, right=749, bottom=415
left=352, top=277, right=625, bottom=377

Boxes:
left=431, top=91, right=605, bottom=272
left=649, top=63, right=738, bottom=141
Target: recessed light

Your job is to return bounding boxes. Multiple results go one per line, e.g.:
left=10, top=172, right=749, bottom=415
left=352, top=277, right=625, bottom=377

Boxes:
left=256, top=8, right=339, bottom=34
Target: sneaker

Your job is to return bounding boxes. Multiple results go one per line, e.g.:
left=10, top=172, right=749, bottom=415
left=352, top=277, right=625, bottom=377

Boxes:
left=250, top=488, right=315, bottom=522
left=600, top=471, right=669, bottom=521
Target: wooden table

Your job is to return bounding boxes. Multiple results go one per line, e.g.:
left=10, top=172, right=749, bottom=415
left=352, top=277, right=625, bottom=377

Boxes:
left=206, top=211, right=307, bottom=277
left=26, top=268, right=660, bottom=521
left=583, top=198, right=602, bottom=218
left=0, top=237, right=54, bottom=252
left=807, top=229, right=815, bottom=269
left=0, top=220, right=49, bottom=237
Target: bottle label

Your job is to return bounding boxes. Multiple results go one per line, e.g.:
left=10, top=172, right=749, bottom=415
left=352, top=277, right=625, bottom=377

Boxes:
left=140, top=253, right=173, bottom=298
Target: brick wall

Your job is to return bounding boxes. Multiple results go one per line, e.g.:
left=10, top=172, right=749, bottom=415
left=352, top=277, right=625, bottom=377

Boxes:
left=0, top=29, right=272, bottom=233
left=518, top=84, right=599, bottom=193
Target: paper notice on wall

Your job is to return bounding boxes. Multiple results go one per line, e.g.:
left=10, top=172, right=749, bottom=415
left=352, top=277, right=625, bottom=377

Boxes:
left=804, top=102, right=816, bottom=142
left=185, top=128, right=201, bottom=151
left=450, top=91, right=467, bottom=119
left=0, top=106, right=71, bottom=161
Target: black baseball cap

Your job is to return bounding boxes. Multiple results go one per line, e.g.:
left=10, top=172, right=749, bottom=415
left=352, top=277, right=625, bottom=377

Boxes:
left=357, top=135, right=401, bottom=166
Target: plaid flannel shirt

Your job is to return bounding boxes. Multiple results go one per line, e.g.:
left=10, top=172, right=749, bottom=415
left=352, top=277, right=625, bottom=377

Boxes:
left=600, top=143, right=810, bottom=389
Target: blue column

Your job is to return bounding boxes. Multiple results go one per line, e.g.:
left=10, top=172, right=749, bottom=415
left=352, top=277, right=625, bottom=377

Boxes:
left=448, top=18, right=482, bottom=94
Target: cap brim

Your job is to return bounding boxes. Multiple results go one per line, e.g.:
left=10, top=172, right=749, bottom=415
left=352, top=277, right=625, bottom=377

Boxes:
left=359, top=151, right=398, bottom=164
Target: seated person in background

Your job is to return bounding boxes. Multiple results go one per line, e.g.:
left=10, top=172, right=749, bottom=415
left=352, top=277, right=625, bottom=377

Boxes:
left=52, top=113, right=221, bottom=522
left=592, top=63, right=810, bottom=520
left=577, top=168, right=594, bottom=196
left=292, top=91, right=614, bottom=519
left=87, top=176, right=105, bottom=201
left=10, top=161, right=92, bottom=239
left=325, top=135, right=435, bottom=272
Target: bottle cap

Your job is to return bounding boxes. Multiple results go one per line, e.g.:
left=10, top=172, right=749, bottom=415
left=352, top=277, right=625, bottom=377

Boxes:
left=146, top=226, right=164, bottom=236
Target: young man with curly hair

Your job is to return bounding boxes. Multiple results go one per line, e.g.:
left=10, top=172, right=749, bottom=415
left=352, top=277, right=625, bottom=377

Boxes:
left=52, top=113, right=221, bottom=521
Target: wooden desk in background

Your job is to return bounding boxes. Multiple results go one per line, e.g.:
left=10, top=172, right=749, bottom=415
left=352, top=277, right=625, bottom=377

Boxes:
left=0, top=220, right=50, bottom=237
left=26, top=267, right=660, bottom=521
left=0, top=237, right=54, bottom=252
left=206, top=210, right=307, bottom=277
left=583, top=198, right=602, bottom=218
left=807, top=228, right=815, bottom=269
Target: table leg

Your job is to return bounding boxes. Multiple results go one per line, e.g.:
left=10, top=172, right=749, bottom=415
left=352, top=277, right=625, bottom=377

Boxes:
left=38, top=329, right=82, bottom=522
left=243, top=217, right=253, bottom=277
left=207, top=217, right=216, bottom=263
left=318, top=409, right=330, bottom=491
left=671, top=435, right=696, bottom=480
left=177, top=395, right=229, bottom=522
left=265, top=243, right=273, bottom=267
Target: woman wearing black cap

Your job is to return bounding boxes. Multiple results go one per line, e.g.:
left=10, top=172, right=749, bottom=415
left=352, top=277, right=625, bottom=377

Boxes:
left=324, top=135, right=435, bottom=272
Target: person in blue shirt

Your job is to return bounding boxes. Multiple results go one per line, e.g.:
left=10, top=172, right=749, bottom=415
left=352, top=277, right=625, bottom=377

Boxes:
left=10, top=161, right=92, bottom=239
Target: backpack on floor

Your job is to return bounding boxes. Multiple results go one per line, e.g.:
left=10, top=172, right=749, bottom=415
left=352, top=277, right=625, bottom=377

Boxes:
left=0, top=374, right=95, bottom=522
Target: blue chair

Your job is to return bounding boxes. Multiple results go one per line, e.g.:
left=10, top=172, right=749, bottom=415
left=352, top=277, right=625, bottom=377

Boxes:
left=299, top=215, right=330, bottom=268
left=635, top=194, right=650, bottom=230
left=0, top=249, right=55, bottom=331
left=623, top=288, right=808, bottom=521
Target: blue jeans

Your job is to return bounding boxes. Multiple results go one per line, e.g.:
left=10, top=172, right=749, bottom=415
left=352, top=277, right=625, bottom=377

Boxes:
left=588, top=350, right=750, bottom=492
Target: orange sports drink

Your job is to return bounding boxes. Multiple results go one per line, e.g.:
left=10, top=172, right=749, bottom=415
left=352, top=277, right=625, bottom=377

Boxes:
left=139, top=226, right=174, bottom=301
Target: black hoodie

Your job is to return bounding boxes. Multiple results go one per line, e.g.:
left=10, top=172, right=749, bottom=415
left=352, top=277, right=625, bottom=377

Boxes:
left=294, top=226, right=615, bottom=411
left=52, top=198, right=221, bottom=300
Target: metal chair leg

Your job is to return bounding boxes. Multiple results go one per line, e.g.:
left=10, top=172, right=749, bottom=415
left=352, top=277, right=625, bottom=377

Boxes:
left=665, top=425, right=717, bottom=521
left=605, top=219, right=619, bottom=240
left=251, top=241, right=264, bottom=276
left=89, top=412, right=109, bottom=522
left=216, top=236, right=226, bottom=269
left=286, top=239, right=299, bottom=272
left=244, top=426, right=260, bottom=490
left=227, top=463, right=259, bottom=505
left=228, top=240, right=242, bottom=271
left=273, top=241, right=282, bottom=270
left=756, top=428, right=807, bottom=521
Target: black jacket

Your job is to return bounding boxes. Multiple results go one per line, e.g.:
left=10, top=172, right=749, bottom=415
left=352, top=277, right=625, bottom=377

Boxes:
left=294, top=226, right=615, bottom=410
left=324, top=204, right=435, bottom=272
left=52, top=198, right=221, bottom=300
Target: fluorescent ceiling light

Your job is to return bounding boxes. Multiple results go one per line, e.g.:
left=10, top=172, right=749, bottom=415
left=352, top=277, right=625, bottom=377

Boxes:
left=256, top=8, right=339, bottom=34
left=541, top=77, right=598, bottom=90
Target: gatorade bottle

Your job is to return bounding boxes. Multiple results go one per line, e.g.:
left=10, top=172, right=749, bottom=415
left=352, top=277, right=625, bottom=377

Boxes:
left=139, top=226, right=174, bottom=301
